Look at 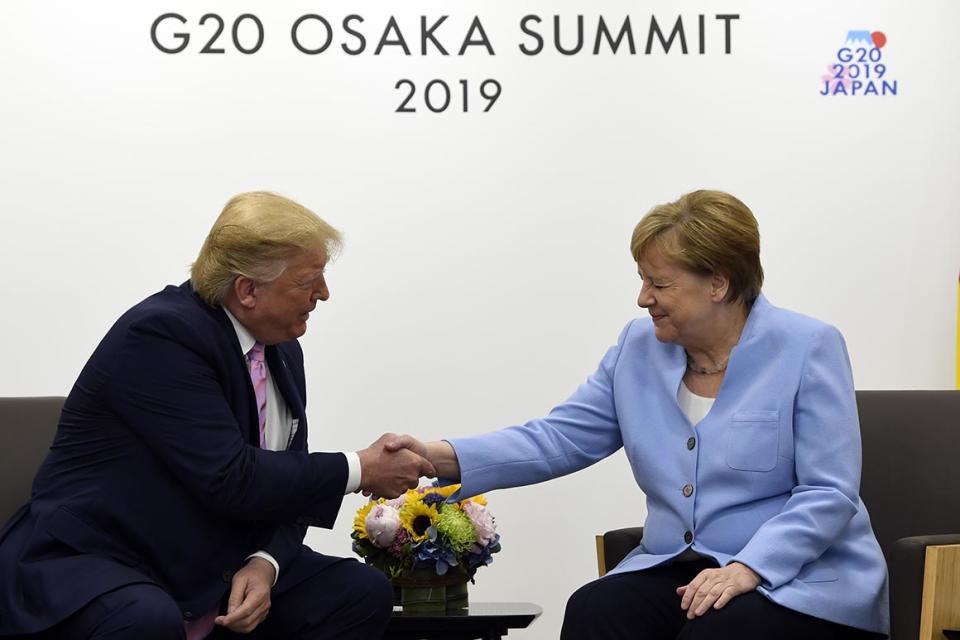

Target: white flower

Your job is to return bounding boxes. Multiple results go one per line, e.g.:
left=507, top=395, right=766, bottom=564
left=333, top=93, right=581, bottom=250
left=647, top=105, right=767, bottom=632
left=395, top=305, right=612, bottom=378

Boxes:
left=364, top=504, right=401, bottom=548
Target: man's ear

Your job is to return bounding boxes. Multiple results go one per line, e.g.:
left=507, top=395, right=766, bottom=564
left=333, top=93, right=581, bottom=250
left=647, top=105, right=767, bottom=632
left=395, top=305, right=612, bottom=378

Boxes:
left=233, top=276, right=258, bottom=309
left=710, top=273, right=729, bottom=301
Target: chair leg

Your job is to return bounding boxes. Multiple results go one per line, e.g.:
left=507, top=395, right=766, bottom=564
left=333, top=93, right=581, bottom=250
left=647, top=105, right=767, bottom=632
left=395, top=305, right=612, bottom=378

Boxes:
left=595, top=535, right=607, bottom=577
left=918, top=544, right=960, bottom=640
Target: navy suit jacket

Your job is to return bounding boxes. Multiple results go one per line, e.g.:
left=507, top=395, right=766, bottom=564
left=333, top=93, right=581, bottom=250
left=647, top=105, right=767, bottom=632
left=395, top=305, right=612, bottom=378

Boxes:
left=0, top=282, right=349, bottom=634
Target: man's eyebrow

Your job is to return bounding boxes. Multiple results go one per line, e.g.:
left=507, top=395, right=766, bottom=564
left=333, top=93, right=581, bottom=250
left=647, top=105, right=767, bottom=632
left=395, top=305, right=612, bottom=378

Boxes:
left=292, top=270, right=325, bottom=285
left=305, top=269, right=326, bottom=282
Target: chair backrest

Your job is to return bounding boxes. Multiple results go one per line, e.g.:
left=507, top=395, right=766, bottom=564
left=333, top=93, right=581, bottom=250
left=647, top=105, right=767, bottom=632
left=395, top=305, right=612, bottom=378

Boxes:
left=0, top=397, right=65, bottom=525
left=856, top=390, right=960, bottom=557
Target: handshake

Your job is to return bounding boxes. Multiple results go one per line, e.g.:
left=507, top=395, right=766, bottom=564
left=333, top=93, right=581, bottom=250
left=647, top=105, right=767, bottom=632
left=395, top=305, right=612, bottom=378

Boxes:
left=355, top=434, right=460, bottom=499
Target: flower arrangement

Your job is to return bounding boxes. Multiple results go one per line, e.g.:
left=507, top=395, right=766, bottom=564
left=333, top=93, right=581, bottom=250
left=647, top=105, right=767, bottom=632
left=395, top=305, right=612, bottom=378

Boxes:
left=351, top=483, right=501, bottom=581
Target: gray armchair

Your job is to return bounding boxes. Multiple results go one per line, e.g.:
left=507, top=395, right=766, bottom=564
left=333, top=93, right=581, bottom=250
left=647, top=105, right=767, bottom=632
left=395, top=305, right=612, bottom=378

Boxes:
left=596, top=390, right=960, bottom=640
left=0, top=397, right=65, bottom=525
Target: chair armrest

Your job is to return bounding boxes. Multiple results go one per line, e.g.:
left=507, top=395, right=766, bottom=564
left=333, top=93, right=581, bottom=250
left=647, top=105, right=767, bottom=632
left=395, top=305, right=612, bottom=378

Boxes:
left=919, top=542, right=960, bottom=640
left=596, top=527, right=644, bottom=576
left=888, top=535, right=960, bottom=640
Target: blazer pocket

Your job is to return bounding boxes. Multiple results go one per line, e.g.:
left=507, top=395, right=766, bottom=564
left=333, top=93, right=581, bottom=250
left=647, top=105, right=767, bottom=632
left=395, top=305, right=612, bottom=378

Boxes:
left=796, top=564, right=838, bottom=583
left=727, top=410, right=780, bottom=472
left=45, top=506, right=141, bottom=568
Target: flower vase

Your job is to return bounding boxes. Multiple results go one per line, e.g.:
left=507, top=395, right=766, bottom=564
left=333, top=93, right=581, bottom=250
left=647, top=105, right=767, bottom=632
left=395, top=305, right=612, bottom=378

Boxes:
left=392, top=567, right=471, bottom=613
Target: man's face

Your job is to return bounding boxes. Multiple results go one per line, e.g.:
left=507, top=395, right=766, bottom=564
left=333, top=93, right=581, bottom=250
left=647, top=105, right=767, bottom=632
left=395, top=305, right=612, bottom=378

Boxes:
left=245, top=246, right=329, bottom=345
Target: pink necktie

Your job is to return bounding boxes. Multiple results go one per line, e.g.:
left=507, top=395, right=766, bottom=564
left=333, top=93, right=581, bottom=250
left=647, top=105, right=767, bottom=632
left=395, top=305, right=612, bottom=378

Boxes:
left=248, top=342, right=267, bottom=448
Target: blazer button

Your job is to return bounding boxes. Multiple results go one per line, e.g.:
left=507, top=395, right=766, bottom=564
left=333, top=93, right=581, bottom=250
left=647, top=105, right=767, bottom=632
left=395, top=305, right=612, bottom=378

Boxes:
left=682, top=483, right=694, bottom=497
left=684, top=531, right=693, bottom=544
left=687, top=437, right=696, bottom=450
left=183, top=610, right=194, bottom=620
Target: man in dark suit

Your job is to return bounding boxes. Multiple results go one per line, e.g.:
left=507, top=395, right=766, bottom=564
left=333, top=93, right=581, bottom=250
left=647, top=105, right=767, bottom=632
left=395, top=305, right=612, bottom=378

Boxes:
left=0, top=192, right=433, bottom=639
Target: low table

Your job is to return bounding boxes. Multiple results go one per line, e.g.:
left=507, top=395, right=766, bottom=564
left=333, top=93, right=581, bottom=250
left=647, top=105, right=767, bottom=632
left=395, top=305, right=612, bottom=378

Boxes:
left=385, top=602, right=542, bottom=640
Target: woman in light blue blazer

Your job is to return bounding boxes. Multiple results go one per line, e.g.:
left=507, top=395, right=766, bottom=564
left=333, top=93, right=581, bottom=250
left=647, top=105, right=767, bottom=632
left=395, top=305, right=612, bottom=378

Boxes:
left=412, top=190, right=888, bottom=639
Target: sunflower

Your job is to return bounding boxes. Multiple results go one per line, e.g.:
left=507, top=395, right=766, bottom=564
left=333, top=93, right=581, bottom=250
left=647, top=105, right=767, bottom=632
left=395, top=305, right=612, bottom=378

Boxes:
left=353, top=500, right=376, bottom=539
left=464, top=493, right=487, bottom=507
left=401, top=488, right=422, bottom=504
left=399, top=501, right=440, bottom=542
left=426, top=483, right=461, bottom=499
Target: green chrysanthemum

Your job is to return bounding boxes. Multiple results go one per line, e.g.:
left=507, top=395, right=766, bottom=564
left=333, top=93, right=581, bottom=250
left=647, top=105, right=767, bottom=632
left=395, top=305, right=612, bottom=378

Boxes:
left=436, top=507, right=476, bottom=553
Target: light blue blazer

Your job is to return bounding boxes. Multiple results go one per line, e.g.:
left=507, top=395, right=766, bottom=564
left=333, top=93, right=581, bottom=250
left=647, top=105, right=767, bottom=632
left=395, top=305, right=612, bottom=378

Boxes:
left=448, top=294, right=889, bottom=634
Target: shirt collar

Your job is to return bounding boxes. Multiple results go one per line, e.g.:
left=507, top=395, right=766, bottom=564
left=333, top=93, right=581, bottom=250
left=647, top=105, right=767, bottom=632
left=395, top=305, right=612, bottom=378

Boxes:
left=223, top=307, right=257, bottom=356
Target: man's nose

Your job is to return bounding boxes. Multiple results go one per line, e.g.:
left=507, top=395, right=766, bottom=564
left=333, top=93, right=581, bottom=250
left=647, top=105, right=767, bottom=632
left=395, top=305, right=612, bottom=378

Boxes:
left=315, top=280, right=330, bottom=302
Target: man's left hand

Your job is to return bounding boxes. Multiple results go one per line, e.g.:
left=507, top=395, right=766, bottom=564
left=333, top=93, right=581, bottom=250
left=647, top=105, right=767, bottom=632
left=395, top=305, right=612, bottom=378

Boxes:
left=214, top=557, right=275, bottom=633
left=676, top=562, right=761, bottom=618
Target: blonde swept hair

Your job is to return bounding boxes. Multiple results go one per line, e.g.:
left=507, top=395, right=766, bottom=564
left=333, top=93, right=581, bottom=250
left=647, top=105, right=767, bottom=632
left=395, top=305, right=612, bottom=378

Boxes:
left=191, top=191, right=342, bottom=306
left=630, top=190, right=763, bottom=304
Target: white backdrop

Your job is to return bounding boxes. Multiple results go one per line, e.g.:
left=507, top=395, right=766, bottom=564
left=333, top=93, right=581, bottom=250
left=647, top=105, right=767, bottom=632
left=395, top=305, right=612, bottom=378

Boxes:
left=2, top=1, right=958, bottom=637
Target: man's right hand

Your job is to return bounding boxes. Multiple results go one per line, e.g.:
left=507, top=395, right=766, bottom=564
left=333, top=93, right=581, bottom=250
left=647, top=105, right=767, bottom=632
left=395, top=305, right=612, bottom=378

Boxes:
left=357, top=433, right=437, bottom=498
left=384, top=437, right=462, bottom=481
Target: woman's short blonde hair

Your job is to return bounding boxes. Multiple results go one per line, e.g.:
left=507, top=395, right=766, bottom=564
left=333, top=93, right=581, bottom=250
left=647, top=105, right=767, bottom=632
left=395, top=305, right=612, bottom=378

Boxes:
left=630, top=190, right=763, bottom=304
left=191, top=191, right=342, bottom=306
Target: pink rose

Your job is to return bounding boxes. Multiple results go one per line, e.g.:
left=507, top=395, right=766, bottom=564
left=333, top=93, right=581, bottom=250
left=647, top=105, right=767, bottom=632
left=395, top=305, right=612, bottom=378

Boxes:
left=365, top=504, right=401, bottom=548
left=462, top=501, right=496, bottom=546
left=384, top=496, right=406, bottom=510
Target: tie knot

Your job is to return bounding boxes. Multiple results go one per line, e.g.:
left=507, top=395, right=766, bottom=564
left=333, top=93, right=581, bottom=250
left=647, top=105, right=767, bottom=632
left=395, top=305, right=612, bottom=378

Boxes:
left=248, top=342, right=265, bottom=363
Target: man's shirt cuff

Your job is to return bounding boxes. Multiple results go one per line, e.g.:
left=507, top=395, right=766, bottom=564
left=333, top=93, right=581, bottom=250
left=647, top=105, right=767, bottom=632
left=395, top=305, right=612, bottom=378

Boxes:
left=344, top=451, right=362, bottom=494
left=246, top=551, right=279, bottom=586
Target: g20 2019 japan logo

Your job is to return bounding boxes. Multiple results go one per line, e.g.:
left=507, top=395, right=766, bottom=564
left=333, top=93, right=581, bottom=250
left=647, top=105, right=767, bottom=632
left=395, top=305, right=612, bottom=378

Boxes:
left=820, top=30, right=897, bottom=96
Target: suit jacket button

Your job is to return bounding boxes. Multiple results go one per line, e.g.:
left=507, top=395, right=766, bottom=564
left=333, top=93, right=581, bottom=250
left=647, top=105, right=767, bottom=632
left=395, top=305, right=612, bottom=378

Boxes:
left=222, top=570, right=233, bottom=582
left=682, top=484, right=694, bottom=498
left=687, top=437, right=696, bottom=450
left=684, top=531, right=693, bottom=544
left=183, top=610, right=194, bottom=619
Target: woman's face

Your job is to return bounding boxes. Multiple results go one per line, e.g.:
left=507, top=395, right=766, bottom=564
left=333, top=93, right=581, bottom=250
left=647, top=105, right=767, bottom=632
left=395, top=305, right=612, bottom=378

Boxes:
left=636, top=243, right=719, bottom=347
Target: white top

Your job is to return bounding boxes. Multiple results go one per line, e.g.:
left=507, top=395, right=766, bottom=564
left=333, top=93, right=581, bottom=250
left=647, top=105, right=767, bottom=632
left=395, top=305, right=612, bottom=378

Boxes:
left=677, top=381, right=716, bottom=426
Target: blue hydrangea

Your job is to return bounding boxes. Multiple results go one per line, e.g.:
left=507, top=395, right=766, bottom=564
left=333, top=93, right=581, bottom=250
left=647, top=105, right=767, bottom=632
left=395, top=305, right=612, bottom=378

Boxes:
left=422, top=493, right=446, bottom=507
left=413, top=526, right=461, bottom=575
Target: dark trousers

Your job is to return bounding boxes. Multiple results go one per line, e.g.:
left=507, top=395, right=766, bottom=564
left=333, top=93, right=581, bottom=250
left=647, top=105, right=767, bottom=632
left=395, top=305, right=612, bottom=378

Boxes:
left=8, top=556, right=392, bottom=640
left=561, top=559, right=884, bottom=640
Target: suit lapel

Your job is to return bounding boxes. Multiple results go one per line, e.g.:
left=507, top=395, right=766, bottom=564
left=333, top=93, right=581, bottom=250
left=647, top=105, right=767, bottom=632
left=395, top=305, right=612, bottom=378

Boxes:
left=184, top=283, right=262, bottom=446
left=659, top=340, right=689, bottom=425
